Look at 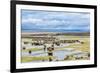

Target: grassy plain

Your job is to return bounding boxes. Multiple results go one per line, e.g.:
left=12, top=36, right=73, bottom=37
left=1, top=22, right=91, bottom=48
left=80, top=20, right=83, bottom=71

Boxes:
left=21, top=35, right=90, bottom=62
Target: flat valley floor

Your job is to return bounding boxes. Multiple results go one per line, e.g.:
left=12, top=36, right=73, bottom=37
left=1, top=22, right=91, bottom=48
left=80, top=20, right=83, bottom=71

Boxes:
left=21, top=34, right=90, bottom=63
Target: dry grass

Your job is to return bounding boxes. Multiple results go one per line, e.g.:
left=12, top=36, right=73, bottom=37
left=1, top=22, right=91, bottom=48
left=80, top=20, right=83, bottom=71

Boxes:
left=21, top=56, right=55, bottom=63
left=65, top=36, right=90, bottom=52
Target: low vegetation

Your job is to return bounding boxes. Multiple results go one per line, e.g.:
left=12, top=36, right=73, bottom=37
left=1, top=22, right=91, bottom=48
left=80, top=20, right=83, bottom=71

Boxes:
left=21, top=35, right=90, bottom=63
left=21, top=56, right=55, bottom=63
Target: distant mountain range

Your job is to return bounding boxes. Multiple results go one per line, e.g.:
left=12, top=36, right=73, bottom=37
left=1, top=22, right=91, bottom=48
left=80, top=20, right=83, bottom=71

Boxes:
left=22, top=28, right=90, bottom=33
left=22, top=29, right=90, bottom=36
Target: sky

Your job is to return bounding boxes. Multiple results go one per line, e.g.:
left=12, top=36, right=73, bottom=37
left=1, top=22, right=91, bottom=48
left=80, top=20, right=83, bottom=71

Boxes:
left=21, top=9, right=90, bottom=33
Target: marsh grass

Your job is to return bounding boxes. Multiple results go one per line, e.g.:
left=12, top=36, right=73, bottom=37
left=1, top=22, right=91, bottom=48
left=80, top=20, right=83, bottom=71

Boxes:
left=65, top=36, right=90, bottom=52
left=21, top=36, right=90, bottom=62
left=21, top=56, right=55, bottom=62
left=22, top=48, right=42, bottom=52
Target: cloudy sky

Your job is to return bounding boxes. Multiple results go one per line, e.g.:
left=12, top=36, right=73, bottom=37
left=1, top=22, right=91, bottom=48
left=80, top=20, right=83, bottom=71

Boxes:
left=21, top=9, right=90, bottom=32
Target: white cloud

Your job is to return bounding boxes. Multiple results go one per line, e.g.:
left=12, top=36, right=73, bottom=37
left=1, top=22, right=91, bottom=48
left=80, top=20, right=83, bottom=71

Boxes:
left=22, top=10, right=90, bottom=32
